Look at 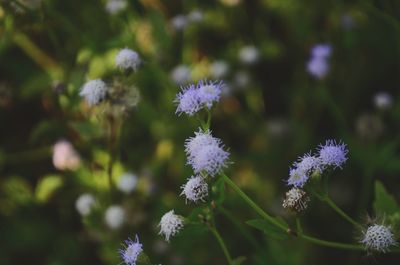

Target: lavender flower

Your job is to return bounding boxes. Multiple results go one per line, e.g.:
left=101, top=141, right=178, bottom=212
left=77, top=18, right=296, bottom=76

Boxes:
left=185, top=129, right=220, bottom=159
left=180, top=175, right=208, bottom=203
left=287, top=153, right=320, bottom=187
left=159, top=210, right=184, bottom=242
left=174, top=84, right=201, bottom=116
left=115, top=48, right=141, bottom=71
left=317, top=139, right=348, bottom=169
left=120, top=235, right=143, bottom=265
left=196, top=80, right=223, bottom=108
left=361, top=224, right=397, bottom=253
left=79, top=79, right=108, bottom=106
left=307, top=44, right=332, bottom=80
left=287, top=167, right=309, bottom=187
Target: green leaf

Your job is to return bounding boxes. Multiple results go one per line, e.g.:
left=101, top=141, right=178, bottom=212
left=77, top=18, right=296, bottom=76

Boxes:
left=35, top=175, right=63, bottom=203
left=373, top=180, right=399, bottom=216
left=232, top=256, right=247, bottom=265
left=246, top=218, right=289, bottom=240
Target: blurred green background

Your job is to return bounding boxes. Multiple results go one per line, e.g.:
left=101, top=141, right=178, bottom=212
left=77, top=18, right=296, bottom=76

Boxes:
left=1, top=0, right=400, bottom=264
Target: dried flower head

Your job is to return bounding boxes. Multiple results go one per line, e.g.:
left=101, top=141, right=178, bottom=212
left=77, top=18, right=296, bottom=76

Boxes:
left=119, top=235, right=143, bottom=265
left=79, top=79, right=108, bottom=106
left=180, top=175, right=208, bottom=203
left=361, top=224, right=397, bottom=253
left=318, top=139, right=348, bottom=169
left=159, top=210, right=184, bottom=242
left=116, top=48, right=141, bottom=71
left=283, top=188, right=310, bottom=212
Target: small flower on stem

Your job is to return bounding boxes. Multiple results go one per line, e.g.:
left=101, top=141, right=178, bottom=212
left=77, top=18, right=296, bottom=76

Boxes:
left=361, top=224, right=397, bottom=253
left=282, top=188, right=310, bottom=213
left=180, top=175, right=208, bottom=203
left=159, top=210, right=184, bottom=242
left=119, top=235, right=143, bottom=265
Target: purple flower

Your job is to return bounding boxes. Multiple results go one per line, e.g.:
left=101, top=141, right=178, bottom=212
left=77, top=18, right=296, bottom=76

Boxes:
left=287, top=153, right=321, bottom=187
left=317, top=139, right=348, bottom=169
left=174, top=84, right=201, bottom=116
left=307, top=44, right=332, bottom=79
left=196, top=80, right=223, bottom=108
left=119, top=235, right=143, bottom=265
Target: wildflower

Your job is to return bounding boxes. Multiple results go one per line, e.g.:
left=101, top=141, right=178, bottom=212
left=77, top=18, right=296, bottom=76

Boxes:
left=361, top=224, right=397, bottom=253
left=117, top=172, right=138, bottom=194
left=282, top=188, right=310, bottom=212
left=75, top=193, right=96, bottom=216
left=210, top=60, right=229, bottom=79
left=79, top=79, right=108, bottom=106
left=105, top=205, right=125, bottom=229
left=159, top=210, right=184, bottom=242
left=287, top=153, right=320, bottom=187
left=53, top=139, right=81, bottom=171
left=115, top=48, right=141, bottom=71
left=170, top=65, right=191, bottom=85
left=171, top=15, right=188, bottom=31
left=196, top=80, right=223, bottom=108
left=373, top=91, right=393, bottom=110
left=190, top=144, right=230, bottom=177
left=174, top=84, right=201, bottom=116
left=119, top=235, right=143, bottom=265
left=307, top=44, right=332, bottom=80
left=180, top=175, right=208, bottom=203
left=317, top=139, right=348, bottom=169
left=105, top=0, right=127, bottom=14
left=238, top=45, right=260, bottom=65
left=185, top=129, right=220, bottom=159
left=187, top=10, right=203, bottom=23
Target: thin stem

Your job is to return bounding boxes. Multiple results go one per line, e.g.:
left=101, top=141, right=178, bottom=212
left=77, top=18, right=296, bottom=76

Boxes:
left=210, top=227, right=234, bottom=265
left=323, top=196, right=362, bottom=229
left=296, top=217, right=303, bottom=236
left=300, top=234, right=364, bottom=251
left=221, top=173, right=287, bottom=231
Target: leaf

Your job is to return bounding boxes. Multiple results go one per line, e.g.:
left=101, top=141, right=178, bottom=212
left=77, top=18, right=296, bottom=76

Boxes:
left=35, top=175, right=63, bottom=203
left=373, top=180, right=400, bottom=216
left=232, top=256, right=247, bottom=265
left=246, top=218, right=289, bottom=240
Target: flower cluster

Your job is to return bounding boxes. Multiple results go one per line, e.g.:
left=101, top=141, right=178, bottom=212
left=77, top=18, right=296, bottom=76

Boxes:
left=361, top=224, right=397, bottom=253
left=180, top=175, right=208, bottom=203
left=115, top=48, right=141, bottom=71
left=79, top=79, right=108, bottom=106
left=306, top=43, right=332, bottom=79
left=287, top=139, right=348, bottom=187
left=174, top=80, right=224, bottom=116
left=185, top=129, right=229, bottom=177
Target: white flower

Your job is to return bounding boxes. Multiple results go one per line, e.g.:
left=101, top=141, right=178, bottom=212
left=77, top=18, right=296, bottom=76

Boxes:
left=105, top=205, right=125, bottom=229
left=180, top=175, right=208, bottom=203
left=282, top=188, right=310, bottom=212
left=171, top=15, right=188, bottom=31
left=117, top=172, right=138, bottom=194
left=158, top=210, right=184, bottom=242
left=79, top=79, right=108, bottom=106
left=238, top=45, right=260, bottom=65
left=373, top=92, right=393, bottom=110
left=53, top=139, right=81, bottom=171
left=184, top=129, right=220, bottom=160
left=187, top=10, right=203, bottom=23
left=361, top=224, right=397, bottom=252
left=75, top=193, right=96, bottom=216
left=105, top=0, right=127, bottom=14
left=116, top=48, right=141, bottom=71
left=170, top=65, right=191, bottom=85
left=210, top=61, right=229, bottom=79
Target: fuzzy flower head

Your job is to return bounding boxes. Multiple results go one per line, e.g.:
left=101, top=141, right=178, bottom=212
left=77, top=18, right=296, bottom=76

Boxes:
left=287, top=153, right=320, bottom=187
left=185, top=129, right=220, bottom=159
left=119, top=235, right=143, bottom=265
left=307, top=57, right=330, bottom=79
left=75, top=193, right=96, bottom=216
left=196, top=80, right=223, bottom=108
left=174, top=84, right=201, bottom=116
left=159, top=210, right=184, bottom=242
left=79, top=79, right=108, bottom=106
left=116, top=48, right=141, bottom=71
left=318, top=139, right=348, bottom=169
left=190, top=144, right=229, bottom=177
left=117, top=172, right=138, bottom=194
left=361, top=224, right=397, bottom=253
left=180, top=175, right=208, bottom=203
left=311, top=44, right=332, bottom=58
left=105, top=205, right=125, bottom=229
left=282, top=188, right=310, bottom=213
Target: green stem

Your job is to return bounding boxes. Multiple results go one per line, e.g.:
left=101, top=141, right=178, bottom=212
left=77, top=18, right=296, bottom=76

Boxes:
left=300, top=235, right=364, bottom=251
left=296, top=217, right=303, bottom=236
left=210, top=227, right=234, bottom=265
left=221, top=173, right=287, bottom=231
left=323, top=196, right=362, bottom=229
